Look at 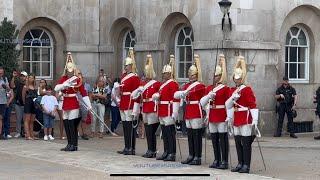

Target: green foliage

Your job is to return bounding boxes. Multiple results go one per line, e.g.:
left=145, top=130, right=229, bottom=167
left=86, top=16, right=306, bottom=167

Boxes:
left=0, top=17, right=20, bottom=78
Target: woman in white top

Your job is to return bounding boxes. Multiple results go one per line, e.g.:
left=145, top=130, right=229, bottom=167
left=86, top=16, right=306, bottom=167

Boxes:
left=110, top=78, right=121, bottom=134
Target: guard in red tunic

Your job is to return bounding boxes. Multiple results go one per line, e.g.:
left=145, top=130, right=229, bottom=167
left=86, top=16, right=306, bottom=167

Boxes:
left=225, top=56, right=259, bottom=173
left=200, top=54, right=230, bottom=169
left=131, top=54, right=161, bottom=158
left=175, top=54, right=206, bottom=165
left=117, top=48, right=140, bottom=155
left=54, top=52, right=92, bottom=152
left=152, top=55, right=180, bottom=161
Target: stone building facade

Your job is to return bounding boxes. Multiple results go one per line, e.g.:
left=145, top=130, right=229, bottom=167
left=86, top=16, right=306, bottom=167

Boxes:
left=1, top=0, right=320, bottom=135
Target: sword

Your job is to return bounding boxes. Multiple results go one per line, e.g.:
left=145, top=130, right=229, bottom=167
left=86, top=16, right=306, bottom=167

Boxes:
left=79, top=99, right=117, bottom=136
left=254, top=125, right=266, bottom=171
left=35, top=118, right=44, bottom=128
left=175, top=118, right=182, bottom=160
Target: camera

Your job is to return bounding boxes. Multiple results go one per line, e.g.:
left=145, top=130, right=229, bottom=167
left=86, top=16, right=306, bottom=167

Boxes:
left=1, top=83, right=6, bottom=89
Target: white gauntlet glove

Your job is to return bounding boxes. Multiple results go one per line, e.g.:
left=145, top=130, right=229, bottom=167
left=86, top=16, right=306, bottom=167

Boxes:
left=250, top=109, right=259, bottom=127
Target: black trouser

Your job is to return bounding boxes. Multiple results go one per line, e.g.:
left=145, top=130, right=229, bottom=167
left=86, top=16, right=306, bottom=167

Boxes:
left=276, top=103, right=294, bottom=135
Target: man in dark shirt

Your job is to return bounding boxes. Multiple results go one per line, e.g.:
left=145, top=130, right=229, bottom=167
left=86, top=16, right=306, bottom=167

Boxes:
left=274, top=77, right=298, bottom=138
left=10, top=70, right=27, bottom=138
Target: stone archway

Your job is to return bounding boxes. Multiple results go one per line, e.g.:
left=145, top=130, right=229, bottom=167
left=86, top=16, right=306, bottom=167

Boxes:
left=109, top=17, right=135, bottom=77
left=158, top=12, right=192, bottom=71
left=19, top=17, right=66, bottom=82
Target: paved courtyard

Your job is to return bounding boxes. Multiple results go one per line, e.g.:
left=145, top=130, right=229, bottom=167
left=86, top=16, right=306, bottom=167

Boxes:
left=1, top=133, right=320, bottom=180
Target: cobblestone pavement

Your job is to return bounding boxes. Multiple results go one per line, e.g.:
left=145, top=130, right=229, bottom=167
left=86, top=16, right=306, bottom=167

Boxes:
left=1, top=133, right=320, bottom=180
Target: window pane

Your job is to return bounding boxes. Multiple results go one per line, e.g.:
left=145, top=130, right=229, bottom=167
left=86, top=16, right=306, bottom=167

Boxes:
left=179, top=63, right=185, bottom=78
left=285, top=47, right=288, bottom=62
left=30, top=29, right=43, bottom=39
left=185, top=38, right=191, bottom=45
left=130, top=40, right=136, bottom=48
left=23, top=47, right=31, bottom=61
left=285, top=32, right=291, bottom=45
left=289, top=63, right=297, bottom=79
left=178, top=30, right=185, bottom=45
left=289, top=47, right=297, bottom=62
left=23, top=62, right=30, bottom=74
left=186, top=46, right=192, bottom=62
left=23, top=31, right=32, bottom=46
left=290, top=27, right=299, bottom=36
left=130, top=31, right=136, bottom=38
left=41, top=32, right=51, bottom=46
left=290, top=38, right=298, bottom=45
left=32, top=62, right=41, bottom=76
left=32, top=48, right=40, bottom=62
left=184, top=27, right=191, bottom=36
left=298, top=64, right=305, bottom=79
left=285, top=63, right=288, bottom=78
left=298, top=47, right=306, bottom=62
left=298, top=30, right=307, bottom=46
left=42, top=62, right=50, bottom=77
left=179, top=47, right=185, bottom=63
left=125, top=33, right=131, bottom=48
left=42, top=48, right=51, bottom=62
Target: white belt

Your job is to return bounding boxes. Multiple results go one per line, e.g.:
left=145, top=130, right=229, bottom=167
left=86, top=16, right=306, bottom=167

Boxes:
left=159, top=101, right=172, bottom=105
left=143, top=98, right=153, bottom=103
left=122, top=92, right=131, bottom=96
left=209, top=105, right=225, bottom=109
left=235, top=107, right=249, bottom=112
left=187, top=101, right=199, bottom=104
left=63, top=94, right=76, bottom=97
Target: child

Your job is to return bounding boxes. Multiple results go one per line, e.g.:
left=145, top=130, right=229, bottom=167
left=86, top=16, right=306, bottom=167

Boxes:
left=40, top=85, right=58, bottom=141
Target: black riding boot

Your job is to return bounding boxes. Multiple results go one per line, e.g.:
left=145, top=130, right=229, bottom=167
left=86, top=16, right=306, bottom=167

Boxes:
left=73, top=117, right=81, bottom=151
left=156, top=125, right=168, bottom=160
left=217, top=133, right=229, bottom=169
left=181, top=128, right=195, bottom=164
left=125, top=121, right=136, bottom=155
left=239, top=136, right=253, bottom=173
left=142, top=124, right=152, bottom=158
left=189, top=129, right=202, bottom=165
left=150, top=122, right=159, bottom=158
left=117, top=121, right=128, bottom=154
left=231, top=136, right=243, bottom=172
left=209, top=132, right=220, bottom=168
left=66, top=119, right=77, bottom=151
left=163, top=125, right=176, bottom=161
left=61, top=120, right=71, bottom=151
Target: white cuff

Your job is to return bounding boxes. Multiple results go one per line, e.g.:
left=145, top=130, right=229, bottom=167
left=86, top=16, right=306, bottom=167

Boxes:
left=131, top=88, right=142, bottom=100
left=172, top=102, right=180, bottom=114
left=152, top=93, right=160, bottom=101
left=132, top=102, right=140, bottom=116
left=82, top=96, right=92, bottom=109
left=225, top=97, right=234, bottom=109
left=226, top=107, right=234, bottom=122
left=54, top=84, right=66, bottom=92
left=200, top=94, right=211, bottom=108
left=174, top=91, right=185, bottom=99
left=250, top=108, right=259, bottom=125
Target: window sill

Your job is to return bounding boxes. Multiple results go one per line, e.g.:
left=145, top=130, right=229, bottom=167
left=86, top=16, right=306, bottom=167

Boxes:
left=289, top=80, right=309, bottom=84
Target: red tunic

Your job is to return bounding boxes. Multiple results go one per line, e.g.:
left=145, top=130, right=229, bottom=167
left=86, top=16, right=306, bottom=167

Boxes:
left=183, top=82, right=206, bottom=120
left=119, top=72, right=140, bottom=111
left=206, top=84, right=229, bottom=123
left=57, top=75, right=87, bottom=111
left=229, top=86, right=257, bottom=127
left=158, top=80, right=179, bottom=117
left=139, top=80, right=161, bottom=113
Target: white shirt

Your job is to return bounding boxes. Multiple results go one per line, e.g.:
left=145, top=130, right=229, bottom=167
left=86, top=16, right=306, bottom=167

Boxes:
left=41, top=95, right=58, bottom=112
left=111, top=82, right=120, bottom=107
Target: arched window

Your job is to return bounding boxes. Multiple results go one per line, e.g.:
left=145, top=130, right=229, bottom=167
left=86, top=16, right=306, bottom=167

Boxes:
left=175, top=26, right=194, bottom=80
left=285, top=26, right=309, bottom=82
left=23, top=29, right=53, bottom=79
left=123, top=30, right=136, bottom=60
